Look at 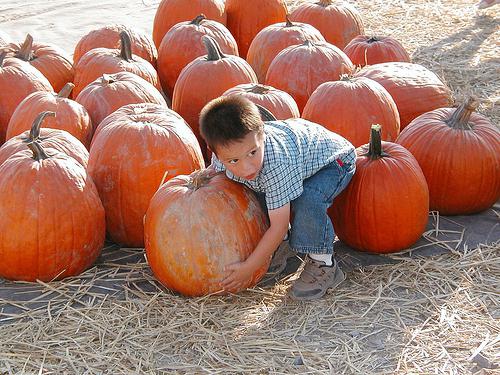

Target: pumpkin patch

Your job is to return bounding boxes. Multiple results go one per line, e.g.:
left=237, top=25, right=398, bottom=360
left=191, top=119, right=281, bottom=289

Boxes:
left=0, top=0, right=497, bottom=300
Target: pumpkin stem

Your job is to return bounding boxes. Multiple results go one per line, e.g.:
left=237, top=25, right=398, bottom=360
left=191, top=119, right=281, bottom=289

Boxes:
left=190, top=14, right=206, bottom=25
left=366, top=124, right=388, bottom=160
left=28, top=111, right=56, bottom=141
left=339, top=73, right=353, bottom=82
left=303, top=39, right=314, bottom=48
left=101, top=74, right=115, bottom=85
left=445, top=97, right=478, bottom=130
left=285, top=14, right=294, bottom=27
left=0, top=51, right=6, bottom=67
left=249, top=84, right=271, bottom=94
left=159, top=170, right=169, bottom=188
left=27, top=141, right=50, bottom=161
left=367, top=36, right=381, bottom=43
left=57, top=83, right=74, bottom=98
left=119, top=31, right=133, bottom=61
left=318, top=0, right=334, bottom=7
left=15, top=34, right=35, bottom=61
left=187, top=169, right=214, bottom=190
left=202, top=35, right=226, bottom=61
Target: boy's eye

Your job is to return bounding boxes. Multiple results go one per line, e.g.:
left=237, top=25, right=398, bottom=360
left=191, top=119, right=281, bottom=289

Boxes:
left=249, top=150, right=257, bottom=157
left=228, top=159, right=239, bottom=164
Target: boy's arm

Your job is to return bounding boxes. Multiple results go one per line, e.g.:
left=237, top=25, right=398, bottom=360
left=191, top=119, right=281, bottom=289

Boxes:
left=222, top=203, right=290, bottom=291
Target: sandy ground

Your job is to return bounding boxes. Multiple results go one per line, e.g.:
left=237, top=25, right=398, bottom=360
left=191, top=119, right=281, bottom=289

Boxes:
left=0, top=0, right=159, bottom=55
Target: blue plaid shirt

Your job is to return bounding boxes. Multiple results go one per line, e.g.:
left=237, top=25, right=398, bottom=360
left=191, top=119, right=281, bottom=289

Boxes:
left=212, top=119, right=356, bottom=210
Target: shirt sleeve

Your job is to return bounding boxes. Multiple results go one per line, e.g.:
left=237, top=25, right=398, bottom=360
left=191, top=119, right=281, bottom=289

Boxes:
left=264, top=162, right=303, bottom=210
left=210, top=153, right=226, bottom=172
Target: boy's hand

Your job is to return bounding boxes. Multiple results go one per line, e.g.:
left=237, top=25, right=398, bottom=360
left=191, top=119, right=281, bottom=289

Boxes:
left=221, top=259, right=257, bottom=292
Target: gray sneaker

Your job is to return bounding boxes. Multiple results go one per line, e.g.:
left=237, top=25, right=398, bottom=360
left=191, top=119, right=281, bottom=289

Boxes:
left=258, top=241, right=297, bottom=287
left=267, top=240, right=296, bottom=274
left=290, top=257, right=346, bottom=301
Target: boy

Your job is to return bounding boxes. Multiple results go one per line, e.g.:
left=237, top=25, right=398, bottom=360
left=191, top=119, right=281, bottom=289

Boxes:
left=199, top=96, right=356, bottom=300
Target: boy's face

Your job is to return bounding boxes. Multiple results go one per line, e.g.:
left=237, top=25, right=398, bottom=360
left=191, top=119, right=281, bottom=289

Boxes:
left=215, top=130, right=265, bottom=180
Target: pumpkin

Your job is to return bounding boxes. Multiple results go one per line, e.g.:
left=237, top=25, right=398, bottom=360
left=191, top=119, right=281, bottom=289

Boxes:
left=73, top=24, right=157, bottom=68
left=0, top=51, right=53, bottom=144
left=73, top=31, right=161, bottom=98
left=157, top=14, right=238, bottom=98
left=223, top=83, right=300, bottom=120
left=355, top=62, right=453, bottom=130
left=76, top=72, right=167, bottom=129
left=144, top=170, right=269, bottom=296
left=343, top=35, right=411, bottom=67
left=0, top=111, right=89, bottom=168
left=330, top=125, right=429, bottom=253
left=302, top=76, right=400, bottom=147
left=225, top=0, right=287, bottom=59
left=172, top=36, right=257, bottom=156
left=152, top=0, right=226, bottom=48
left=4, top=34, right=74, bottom=94
left=290, top=0, right=364, bottom=49
left=6, top=83, right=93, bottom=148
left=266, top=40, right=354, bottom=112
left=0, top=141, right=105, bottom=281
left=88, top=103, right=205, bottom=247
left=247, top=15, right=325, bottom=83
left=396, top=97, right=500, bottom=215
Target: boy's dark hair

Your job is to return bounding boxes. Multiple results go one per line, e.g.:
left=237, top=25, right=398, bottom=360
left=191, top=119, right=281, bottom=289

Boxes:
left=199, top=96, right=264, bottom=152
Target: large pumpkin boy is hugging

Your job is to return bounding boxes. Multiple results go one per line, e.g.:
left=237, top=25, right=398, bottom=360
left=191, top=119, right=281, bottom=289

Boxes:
left=199, top=96, right=356, bottom=300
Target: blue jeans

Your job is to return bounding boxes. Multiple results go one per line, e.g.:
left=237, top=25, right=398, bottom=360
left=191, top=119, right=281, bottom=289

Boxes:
left=256, top=160, right=355, bottom=255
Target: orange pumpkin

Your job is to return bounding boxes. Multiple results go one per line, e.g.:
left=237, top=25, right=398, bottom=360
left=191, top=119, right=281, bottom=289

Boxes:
left=73, top=31, right=161, bottom=98
left=144, top=170, right=269, bottom=296
left=0, top=52, right=53, bottom=144
left=247, top=15, right=325, bottom=83
left=226, top=0, right=287, bottom=59
left=76, top=72, right=167, bottom=129
left=330, top=125, right=429, bottom=253
left=152, top=0, right=226, bottom=48
left=344, top=35, right=411, bottom=67
left=6, top=83, right=93, bottom=148
left=302, top=76, right=400, bottom=147
left=266, top=40, right=354, bottom=112
left=290, top=0, right=364, bottom=49
left=396, top=97, right=500, bottom=215
left=172, top=36, right=257, bottom=155
left=223, top=83, right=300, bottom=120
left=73, top=24, right=157, bottom=68
left=0, top=111, right=89, bottom=168
left=4, top=34, right=74, bottom=94
left=0, top=141, right=105, bottom=281
left=88, top=103, right=205, bottom=247
left=355, top=62, right=453, bottom=130
left=157, top=14, right=238, bottom=98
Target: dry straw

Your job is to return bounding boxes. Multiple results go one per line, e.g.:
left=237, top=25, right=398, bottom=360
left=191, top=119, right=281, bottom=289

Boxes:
left=1, top=241, right=498, bottom=373
left=1, top=0, right=499, bottom=373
